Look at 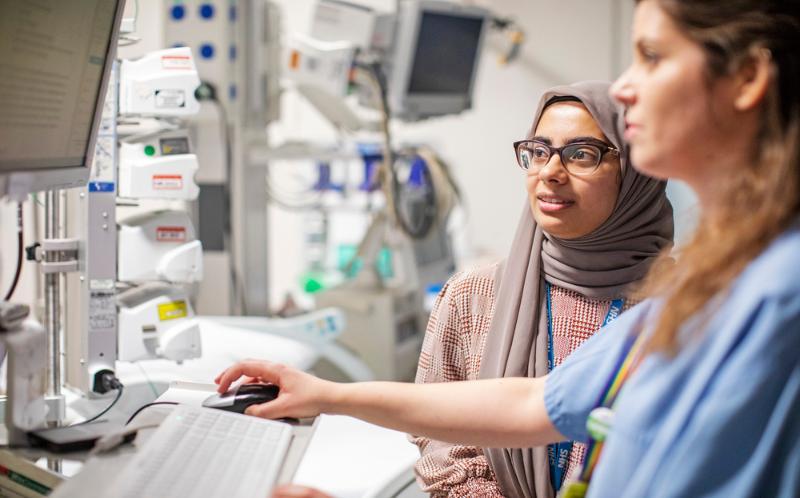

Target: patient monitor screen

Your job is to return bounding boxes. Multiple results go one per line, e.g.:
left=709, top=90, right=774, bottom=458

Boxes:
left=407, top=12, right=483, bottom=94
left=0, top=0, right=117, bottom=172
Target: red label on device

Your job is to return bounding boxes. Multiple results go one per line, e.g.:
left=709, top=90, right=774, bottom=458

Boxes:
left=152, top=174, right=183, bottom=190
left=156, top=226, right=186, bottom=242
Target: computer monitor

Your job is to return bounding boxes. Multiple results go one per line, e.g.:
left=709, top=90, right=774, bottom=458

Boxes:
left=0, top=0, right=125, bottom=199
left=387, top=1, right=489, bottom=121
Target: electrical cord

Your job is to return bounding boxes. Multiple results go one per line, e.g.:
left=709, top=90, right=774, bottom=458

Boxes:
left=4, top=203, right=23, bottom=301
left=356, top=62, right=437, bottom=240
left=68, top=371, right=125, bottom=426
left=126, top=401, right=179, bottom=426
left=72, top=386, right=124, bottom=426
left=85, top=401, right=179, bottom=455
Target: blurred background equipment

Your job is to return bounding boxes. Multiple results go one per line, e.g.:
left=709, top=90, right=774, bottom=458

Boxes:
left=303, top=0, right=489, bottom=121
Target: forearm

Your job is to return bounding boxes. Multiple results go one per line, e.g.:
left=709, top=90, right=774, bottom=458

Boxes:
left=323, top=377, right=564, bottom=448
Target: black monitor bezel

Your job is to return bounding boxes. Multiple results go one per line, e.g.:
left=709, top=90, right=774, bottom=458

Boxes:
left=387, top=1, right=488, bottom=121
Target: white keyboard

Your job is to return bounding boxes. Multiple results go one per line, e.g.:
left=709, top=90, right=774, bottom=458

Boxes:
left=110, top=405, right=292, bottom=498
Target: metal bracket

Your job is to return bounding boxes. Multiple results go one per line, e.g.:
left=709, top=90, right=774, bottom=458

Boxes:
left=39, top=238, right=80, bottom=274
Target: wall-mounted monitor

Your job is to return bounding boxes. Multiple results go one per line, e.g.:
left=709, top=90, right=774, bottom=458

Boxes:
left=387, top=1, right=489, bottom=121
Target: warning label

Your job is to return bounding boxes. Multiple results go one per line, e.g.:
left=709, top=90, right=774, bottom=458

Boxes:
left=156, top=226, right=187, bottom=242
left=153, top=174, right=183, bottom=190
left=161, top=55, right=192, bottom=70
left=89, top=290, right=116, bottom=330
left=158, top=300, right=188, bottom=321
left=155, top=89, right=186, bottom=108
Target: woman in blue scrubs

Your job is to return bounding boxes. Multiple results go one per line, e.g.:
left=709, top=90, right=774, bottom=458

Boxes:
left=217, top=1, right=800, bottom=496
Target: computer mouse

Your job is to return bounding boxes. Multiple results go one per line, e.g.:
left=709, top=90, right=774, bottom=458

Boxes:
left=202, top=383, right=280, bottom=413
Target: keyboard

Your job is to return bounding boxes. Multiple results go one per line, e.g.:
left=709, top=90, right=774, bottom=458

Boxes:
left=109, top=405, right=292, bottom=498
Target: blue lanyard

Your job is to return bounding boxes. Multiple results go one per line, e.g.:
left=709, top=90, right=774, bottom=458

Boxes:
left=545, top=282, right=624, bottom=492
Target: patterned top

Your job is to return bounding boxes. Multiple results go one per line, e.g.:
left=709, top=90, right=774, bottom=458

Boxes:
left=410, top=262, right=636, bottom=498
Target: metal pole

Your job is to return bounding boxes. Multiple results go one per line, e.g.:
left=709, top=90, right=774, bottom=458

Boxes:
left=44, top=190, right=61, bottom=399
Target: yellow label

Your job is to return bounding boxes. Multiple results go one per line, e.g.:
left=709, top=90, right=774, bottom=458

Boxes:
left=158, top=300, right=188, bottom=321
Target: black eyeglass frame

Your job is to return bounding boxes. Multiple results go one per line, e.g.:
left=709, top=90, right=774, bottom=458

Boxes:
left=513, top=139, right=620, bottom=176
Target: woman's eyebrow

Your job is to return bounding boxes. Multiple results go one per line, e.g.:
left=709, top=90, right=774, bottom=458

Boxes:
left=564, top=136, right=609, bottom=145
left=529, top=136, right=609, bottom=146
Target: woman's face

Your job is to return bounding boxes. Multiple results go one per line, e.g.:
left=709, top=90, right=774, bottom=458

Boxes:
left=526, top=101, right=622, bottom=240
left=610, top=0, right=746, bottom=191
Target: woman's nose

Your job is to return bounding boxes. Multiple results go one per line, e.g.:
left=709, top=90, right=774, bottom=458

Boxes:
left=611, top=69, right=636, bottom=106
left=538, top=154, right=568, bottom=183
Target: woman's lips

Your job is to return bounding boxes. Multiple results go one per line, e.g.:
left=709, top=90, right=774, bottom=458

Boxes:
left=624, top=121, right=641, bottom=141
left=537, top=194, right=575, bottom=212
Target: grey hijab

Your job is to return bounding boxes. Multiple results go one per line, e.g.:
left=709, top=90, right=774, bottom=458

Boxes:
left=479, top=81, right=674, bottom=498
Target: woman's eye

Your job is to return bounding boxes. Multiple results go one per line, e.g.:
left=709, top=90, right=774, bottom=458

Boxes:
left=532, top=147, right=549, bottom=159
left=639, top=48, right=661, bottom=65
left=569, top=147, right=600, bottom=163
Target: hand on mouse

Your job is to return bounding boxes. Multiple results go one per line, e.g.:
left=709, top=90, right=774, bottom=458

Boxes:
left=270, top=484, right=333, bottom=498
left=215, top=360, right=334, bottom=420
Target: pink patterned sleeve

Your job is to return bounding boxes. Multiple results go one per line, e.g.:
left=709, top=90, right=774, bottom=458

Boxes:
left=409, top=267, right=505, bottom=498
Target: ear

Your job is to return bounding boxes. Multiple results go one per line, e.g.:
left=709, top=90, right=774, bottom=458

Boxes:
left=733, top=48, right=772, bottom=112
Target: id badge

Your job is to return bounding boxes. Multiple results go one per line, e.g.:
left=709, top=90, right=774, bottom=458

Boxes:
left=559, top=481, right=588, bottom=498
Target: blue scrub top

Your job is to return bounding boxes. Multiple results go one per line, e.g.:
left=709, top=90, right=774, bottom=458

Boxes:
left=544, top=222, right=800, bottom=497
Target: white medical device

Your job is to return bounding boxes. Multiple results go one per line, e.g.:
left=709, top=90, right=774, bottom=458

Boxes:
left=284, top=35, right=356, bottom=99
left=119, top=47, right=201, bottom=117
left=305, top=0, right=490, bottom=121
left=114, top=47, right=205, bottom=365
left=117, top=284, right=202, bottom=363
left=118, top=210, right=203, bottom=284
left=118, top=135, right=200, bottom=200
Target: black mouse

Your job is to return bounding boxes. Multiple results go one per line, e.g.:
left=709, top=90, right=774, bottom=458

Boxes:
left=202, top=383, right=280, bottom=413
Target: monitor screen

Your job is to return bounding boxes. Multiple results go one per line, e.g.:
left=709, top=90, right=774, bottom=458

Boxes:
left=407, top=12, right=483, bottom=95
left=0, top=0, right=119, bottom=174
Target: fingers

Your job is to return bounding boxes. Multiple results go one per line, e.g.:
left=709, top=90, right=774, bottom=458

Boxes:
left=271, top=484, right=333, bottom=498
left=215, top=360, right=283, bottom=393
left=214, top=358, right=264, bottom=386
left=245, top=397, right=287, bottom=419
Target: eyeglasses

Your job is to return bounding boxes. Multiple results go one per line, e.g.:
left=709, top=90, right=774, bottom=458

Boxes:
left=513, top=139, right=619, bottom=176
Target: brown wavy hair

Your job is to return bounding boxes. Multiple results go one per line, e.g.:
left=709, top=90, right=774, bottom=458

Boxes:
left=636, top=0, right=800, bottom=352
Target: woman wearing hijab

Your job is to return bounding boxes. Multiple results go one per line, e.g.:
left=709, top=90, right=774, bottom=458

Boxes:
left=219, top=1, right=800, bottom=496
left=266, top=81, right=673, bottom=498
left=411, top=81, right=673, bottom=498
